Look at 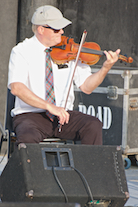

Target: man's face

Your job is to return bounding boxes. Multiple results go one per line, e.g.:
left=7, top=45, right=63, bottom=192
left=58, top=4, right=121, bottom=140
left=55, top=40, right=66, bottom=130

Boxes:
left=39, top=25, right=64, bottom=47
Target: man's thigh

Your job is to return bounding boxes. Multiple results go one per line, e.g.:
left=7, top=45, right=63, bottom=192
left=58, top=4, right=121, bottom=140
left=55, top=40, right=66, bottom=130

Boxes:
left=13, top=112, right=54, bottom=144
left=54, top=110, right=102, bottom=144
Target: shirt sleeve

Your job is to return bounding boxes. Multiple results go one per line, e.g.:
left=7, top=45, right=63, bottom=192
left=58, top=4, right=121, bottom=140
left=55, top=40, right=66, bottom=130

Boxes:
left=73, top=60, right=92, bottom=88
left=8, top=46, right=29, bottom=89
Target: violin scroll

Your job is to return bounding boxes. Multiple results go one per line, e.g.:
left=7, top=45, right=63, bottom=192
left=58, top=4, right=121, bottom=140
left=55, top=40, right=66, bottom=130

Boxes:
left=118, top=54, right=133, bottom=64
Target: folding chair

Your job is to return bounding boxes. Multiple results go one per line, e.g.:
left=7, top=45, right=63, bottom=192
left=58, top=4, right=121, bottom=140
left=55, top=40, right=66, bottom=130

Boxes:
left=0, top=89, right=15, bottom=159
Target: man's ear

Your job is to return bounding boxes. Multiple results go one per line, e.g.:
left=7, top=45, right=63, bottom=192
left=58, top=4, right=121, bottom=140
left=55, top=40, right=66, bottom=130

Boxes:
left=37, top=26, right=44, bottom=35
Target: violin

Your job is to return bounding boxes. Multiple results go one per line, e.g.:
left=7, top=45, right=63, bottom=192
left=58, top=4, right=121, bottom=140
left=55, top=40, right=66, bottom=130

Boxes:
left=50, top=36, right=133, bottom=65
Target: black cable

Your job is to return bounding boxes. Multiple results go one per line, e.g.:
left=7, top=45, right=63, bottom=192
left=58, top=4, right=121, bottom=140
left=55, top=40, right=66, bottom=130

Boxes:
left=52, top=165, right=95, bottom=206
left=71, top=166, right=95, bottom=207
left=52, top=166, right=68, bottom=203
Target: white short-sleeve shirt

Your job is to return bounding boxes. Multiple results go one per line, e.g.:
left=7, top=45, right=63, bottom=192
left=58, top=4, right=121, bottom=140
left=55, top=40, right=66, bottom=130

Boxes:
left=8, top=35, right=92, bottom=117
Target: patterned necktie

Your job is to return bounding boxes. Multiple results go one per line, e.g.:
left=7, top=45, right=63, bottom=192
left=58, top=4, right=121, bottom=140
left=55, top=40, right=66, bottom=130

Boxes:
left=45, top=48, right=55, bottom=121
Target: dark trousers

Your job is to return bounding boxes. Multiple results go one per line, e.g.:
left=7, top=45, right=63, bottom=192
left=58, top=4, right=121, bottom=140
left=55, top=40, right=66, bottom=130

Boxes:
left=13, top=110, right=103, bottom=145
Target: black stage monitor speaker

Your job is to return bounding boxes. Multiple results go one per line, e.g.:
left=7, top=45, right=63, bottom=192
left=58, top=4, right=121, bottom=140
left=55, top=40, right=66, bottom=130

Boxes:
left=0, top=144, right=129, bottom=207
left=0, top=202, right=80, bottom=207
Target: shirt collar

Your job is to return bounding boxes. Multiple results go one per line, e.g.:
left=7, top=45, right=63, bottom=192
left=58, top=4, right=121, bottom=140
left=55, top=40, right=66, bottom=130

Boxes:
left=33, top=35, right=49, bottom=52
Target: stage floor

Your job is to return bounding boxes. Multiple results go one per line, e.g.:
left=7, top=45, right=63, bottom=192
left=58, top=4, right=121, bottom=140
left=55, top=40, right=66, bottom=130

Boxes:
left=0, top=155, right=138, bottom=206
left=124, top=165, right=138, bottom=207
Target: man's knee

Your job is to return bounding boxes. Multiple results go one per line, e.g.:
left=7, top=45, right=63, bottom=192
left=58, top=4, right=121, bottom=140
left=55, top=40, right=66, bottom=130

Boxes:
left=86, top=116, right=102, bottom=131
left=80, top=116, right=103, bottom=145
left=15, top=125, right=43, bottom=144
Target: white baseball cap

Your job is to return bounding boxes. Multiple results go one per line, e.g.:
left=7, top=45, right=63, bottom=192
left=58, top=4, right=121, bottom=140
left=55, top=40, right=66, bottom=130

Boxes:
left=31, top=5, right=72, bottom=29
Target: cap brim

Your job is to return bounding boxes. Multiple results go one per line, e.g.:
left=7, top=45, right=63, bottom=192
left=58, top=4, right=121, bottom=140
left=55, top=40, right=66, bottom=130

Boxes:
left=45, top=17, right=72, bottom=29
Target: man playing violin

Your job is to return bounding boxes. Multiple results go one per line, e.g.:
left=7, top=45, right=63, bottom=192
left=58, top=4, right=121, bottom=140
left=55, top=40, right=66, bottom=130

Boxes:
left=8, top=5, right=120, bottom=145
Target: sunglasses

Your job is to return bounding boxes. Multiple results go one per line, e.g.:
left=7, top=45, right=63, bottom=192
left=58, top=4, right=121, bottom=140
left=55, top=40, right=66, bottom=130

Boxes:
left=42, top=26, right=61, bottom=33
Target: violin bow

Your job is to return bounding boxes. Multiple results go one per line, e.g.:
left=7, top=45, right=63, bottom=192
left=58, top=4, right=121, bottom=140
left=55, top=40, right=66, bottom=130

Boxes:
left=59, top=30, right=88, bottom=132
